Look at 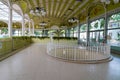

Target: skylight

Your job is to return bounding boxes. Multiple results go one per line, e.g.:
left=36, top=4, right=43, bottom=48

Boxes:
left=0, top=2, right=9, bottom=20
left=12, top=10, right=22, bottom=21
left=0, top=1, right=22, bottom=22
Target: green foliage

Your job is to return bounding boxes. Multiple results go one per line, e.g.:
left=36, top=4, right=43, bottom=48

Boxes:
left=89, top=24, right=93, bottom=29
left=94, top=22, right=98, bottom=28
left=100, top=19, right=104, bottom=28
left=53, top=30, right=63, bottom=37
left=117, top=32, right=120, bottom=40
left=34, top=31, right=41, bottom=35
left=53, top=30, right=64, bottom=41
left=30, top=36, right=77, bottom=40
left=53, top=37, right=77, bottom=40
left=61, top=30, right=65, bottom=34
left=80, top=24, right=87, bottom=31
left=1, top=27, right=8, bottom=34
left=110, top=13, right=120, bottom=21
left=0, top=21, right=7, bottom=27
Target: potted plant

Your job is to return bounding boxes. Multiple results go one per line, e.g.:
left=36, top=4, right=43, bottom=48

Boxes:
left=53, top=29, right=63, bottom=42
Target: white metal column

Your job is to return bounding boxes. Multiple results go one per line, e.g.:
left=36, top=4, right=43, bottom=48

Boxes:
left=86, top=16, right=90, bottom=46
left=32, top=20, right=34, bottom=36
left=29, top=20, right=31, bottom=36
left=22, top=16, right=25, bottom=36
left=8, top=8, right=12, bottom=37
left=78, top=24, right=81, bottom=44
left=104, top=4, right=108, bottom=43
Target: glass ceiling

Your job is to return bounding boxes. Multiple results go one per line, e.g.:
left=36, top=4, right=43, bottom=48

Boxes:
left=0, top=2, right=9, bottom=20
left=12, top=10, right=22, bottom=21
left=0, top=1, right=22, bottom=21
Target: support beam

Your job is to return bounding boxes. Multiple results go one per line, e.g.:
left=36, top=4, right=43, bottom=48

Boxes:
left=86, top=16, right=90, bottom=46
left=42, top=30, right=44, bottom=37
left=45, top=30, right=48, bottom=37
left=65, top=29, right=67, bottom=37
left=67, top=28, right=71, bottom=37
left=104, top=5, right=108, bottom=43
left=78, top=24, right=81, bottom=44
left=73, top=27, right=74, bottom=37
left=31, top=20, right=34, bottom=36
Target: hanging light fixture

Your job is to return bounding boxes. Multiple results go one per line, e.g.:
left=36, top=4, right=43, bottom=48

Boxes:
left=30, top=7, right=46, bottom=16
left=100, top=0, right=110, bottom=4
left=39, top=21, right=47, bottom=26
left=68, top=17, right=79, bottom=23
left=76, top=0, right=83, bottom=2
left=113, top=0, right=119, bottom=4
left=100, top=0, right=119, bottom=4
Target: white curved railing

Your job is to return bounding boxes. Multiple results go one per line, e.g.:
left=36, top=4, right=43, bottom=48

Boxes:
left=47, top=42, right=111, bottom=61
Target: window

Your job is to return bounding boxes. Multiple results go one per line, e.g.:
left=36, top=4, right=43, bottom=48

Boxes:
left=12, top=10, right=22, bottom=21
left=107, top=12, right=120, bottom=46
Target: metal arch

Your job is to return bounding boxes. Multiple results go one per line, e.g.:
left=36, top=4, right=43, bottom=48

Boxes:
left=86, top=2, right=106, bottom=17
left=75, top=1, right=103, bottom=23
left=0, top=20, right=8, bottom=26
left=12, top=3, right=24, bottom=16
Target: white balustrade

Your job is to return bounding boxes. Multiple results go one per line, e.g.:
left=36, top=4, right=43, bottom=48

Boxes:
left=47, top=42, right=111, bottom=62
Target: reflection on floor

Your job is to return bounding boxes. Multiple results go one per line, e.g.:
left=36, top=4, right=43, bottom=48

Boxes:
left=0, top=43, right=120, bottom=80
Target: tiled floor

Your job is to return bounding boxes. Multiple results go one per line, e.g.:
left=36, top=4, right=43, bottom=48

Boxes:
left=0, top=43, right=120, bottom=80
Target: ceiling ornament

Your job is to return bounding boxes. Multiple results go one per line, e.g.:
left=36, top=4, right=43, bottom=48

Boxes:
left=30, top=7, right=46, bottom=16
left=68, top=17, right=79, bottom=23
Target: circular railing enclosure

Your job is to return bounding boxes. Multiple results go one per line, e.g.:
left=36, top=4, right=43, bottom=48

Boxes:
left=47, top=42, right=112, bottom=63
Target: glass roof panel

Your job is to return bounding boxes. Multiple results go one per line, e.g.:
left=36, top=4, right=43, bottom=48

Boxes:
left=0, top=1, right=22, bottom=21
left=12, top=10, right=22, bottom=21
left=0, top=1, right=9, bottom=20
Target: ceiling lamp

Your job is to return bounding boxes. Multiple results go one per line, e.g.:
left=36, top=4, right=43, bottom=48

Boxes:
left=113, top=0, right=119, bottom=4
left=30, top=7, right=46, bottom=16
left=100, top=0, right=119, bottom=4
left=39, top=21, right=47, bottom=26
left=68, top=17, right=79, bottom=23
left=76, top=0, right=83, bottom=1
left=100, top=0, right=110, bottom=4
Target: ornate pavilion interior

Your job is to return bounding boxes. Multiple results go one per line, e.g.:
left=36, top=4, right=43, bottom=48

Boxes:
left=0, top=0, right=120, bottom=80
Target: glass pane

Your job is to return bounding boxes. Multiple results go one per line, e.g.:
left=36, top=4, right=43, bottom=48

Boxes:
left=80, top=32, right=87, bottom=42
left=108, top=29, right=120, bottom=46
left=74, top=32, right=78, bottom=37
left=80, top=24, right=87, bottom=32
left=90, top=19, right=104, bottom=31
left=108, top=13, right=120, bottom=29
left=12, top=10, right=22, bottom=21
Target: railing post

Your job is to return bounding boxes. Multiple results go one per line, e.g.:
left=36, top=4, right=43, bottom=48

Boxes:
left=55, top=44, right=56, bottom=57
left=74, top=47, right=76, bottom=60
